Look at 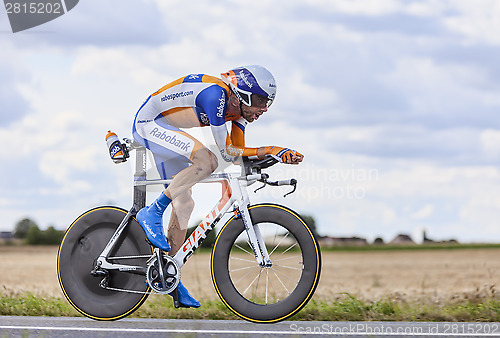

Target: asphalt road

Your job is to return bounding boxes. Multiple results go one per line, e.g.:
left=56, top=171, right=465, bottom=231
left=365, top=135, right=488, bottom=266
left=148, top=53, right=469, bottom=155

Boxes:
left=1, top=316, right=500, bottom=337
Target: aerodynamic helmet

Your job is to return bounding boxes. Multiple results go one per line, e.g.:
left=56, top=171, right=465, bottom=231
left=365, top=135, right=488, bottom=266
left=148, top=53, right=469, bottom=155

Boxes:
left=221, top=65, right=277, bottom=108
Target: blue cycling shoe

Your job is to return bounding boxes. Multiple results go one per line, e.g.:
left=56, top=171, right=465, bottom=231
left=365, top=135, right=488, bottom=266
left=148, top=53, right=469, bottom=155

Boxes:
left=171, top=281, right=201, bottom=308
left=136, top=206, right=170, bottom=252
left=136, top=193, right=172, bottom=252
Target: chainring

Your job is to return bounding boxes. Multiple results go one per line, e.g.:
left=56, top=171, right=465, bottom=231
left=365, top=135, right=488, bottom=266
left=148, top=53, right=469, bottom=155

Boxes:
left=146, top=254, right=180, bottom=294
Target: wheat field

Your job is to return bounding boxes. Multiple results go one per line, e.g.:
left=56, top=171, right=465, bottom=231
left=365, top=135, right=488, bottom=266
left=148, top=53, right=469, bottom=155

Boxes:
left=1, top=246, right=499, bottom=303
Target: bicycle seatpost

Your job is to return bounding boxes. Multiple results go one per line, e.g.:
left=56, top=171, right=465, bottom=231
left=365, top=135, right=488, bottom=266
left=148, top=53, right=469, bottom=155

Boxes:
left=133, top=145, right=147, bottom=211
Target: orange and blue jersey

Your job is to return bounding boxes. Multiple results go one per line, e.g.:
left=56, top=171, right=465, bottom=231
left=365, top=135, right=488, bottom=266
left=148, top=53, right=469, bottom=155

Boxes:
left=133, top=73, right=249, bottom=180
left=147, top=73, right=246, bottom=126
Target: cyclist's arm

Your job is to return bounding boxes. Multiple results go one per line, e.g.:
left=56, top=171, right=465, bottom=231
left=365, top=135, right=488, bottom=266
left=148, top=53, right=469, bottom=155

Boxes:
left=210, top=123, right=259, bottom=161
left=197, top=86, right=256, bottom=161
left=230, top=118, right=246, bottom=149
left=225, top=118, right=304, bottom=163
left=212, top=122, right=303, bottom=163
left=226, top=118, right=260, bottom=159
left=198, top=86, right=303, bottom=163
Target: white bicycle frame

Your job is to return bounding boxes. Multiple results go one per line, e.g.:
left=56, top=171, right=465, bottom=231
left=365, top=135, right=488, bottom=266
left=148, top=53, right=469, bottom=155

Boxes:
left=143, top=172, right=272, bottom=268
left=95, top=140, right=274, bottom=274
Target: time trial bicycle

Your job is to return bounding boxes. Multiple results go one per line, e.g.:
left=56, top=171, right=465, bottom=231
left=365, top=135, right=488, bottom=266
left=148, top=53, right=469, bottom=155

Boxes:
left=57, top=136, right=321, bottom=323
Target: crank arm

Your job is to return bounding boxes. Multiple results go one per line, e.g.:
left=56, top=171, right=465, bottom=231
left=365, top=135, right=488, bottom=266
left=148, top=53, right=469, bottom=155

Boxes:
left=95, top=256, right=146, bottom=274
left=154, top=248, right=168, bottom=291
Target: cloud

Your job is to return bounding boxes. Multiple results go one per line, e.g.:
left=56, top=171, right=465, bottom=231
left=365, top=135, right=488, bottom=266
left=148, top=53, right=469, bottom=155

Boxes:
left=1, top=0, right=500, bottom=244
left=0, top=74, right=30, bottom=127
left=8, top=0, right=168, bottom=47
left=480, top=129, right=500, bottom=160
left=0, top=42, right=31, bottom=126
left=411, top=204, right=434, bottom=220
left=443, top=0, right=500, bottom=46
left=381, top=57, right=500, bottom=128
left=241, top=121, right=500, bottom=242
left=324, top=125, right=491, bottom=165
left=302, top=0, right=402, bottom=16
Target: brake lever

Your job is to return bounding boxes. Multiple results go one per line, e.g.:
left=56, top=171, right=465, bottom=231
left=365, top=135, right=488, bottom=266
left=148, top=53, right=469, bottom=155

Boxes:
left=254, top=182, right=267, bottom=193
left=283, top=179, right=297, bottom=198
left=253, top=173, right=269, bottom=194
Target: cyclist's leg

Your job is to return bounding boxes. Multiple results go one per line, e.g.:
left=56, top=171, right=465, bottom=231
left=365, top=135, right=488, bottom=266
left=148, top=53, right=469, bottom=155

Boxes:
left=141, top=158, right=202, bottom=308
left=132, top=114, right=202, bottom=250
left=155, top=150, right=211, bottom=307
left=134, top=113, right=218, bottom=199
left=165, top=147, right=218, bottom=199
left=166, top=146, right=219, bottom=253
left=168, top=190, right=194, bottom=255
left=133, top=115, right=210, bottom=307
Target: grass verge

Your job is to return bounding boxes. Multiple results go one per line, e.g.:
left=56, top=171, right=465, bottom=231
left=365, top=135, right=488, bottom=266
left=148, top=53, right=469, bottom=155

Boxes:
left=1, top=291, right=500, bottom=322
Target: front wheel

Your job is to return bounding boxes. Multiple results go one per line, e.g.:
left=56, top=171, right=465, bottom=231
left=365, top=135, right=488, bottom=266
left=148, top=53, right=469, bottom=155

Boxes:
left=57, top=206, right=153, bottom=320
left=211, top=204, right=321, bottom=323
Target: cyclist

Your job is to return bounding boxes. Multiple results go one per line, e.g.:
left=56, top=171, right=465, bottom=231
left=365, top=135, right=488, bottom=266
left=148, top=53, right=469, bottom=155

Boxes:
left=132, top=65, right=303, bottom=308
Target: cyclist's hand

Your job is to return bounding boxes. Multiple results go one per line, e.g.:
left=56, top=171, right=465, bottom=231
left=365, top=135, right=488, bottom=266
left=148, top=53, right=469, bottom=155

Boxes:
left=270, top=147, right=304, bottom=164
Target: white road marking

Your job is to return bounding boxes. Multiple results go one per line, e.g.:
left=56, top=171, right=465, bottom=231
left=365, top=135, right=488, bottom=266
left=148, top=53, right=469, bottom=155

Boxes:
left=1, top=325, right=500, bottom=336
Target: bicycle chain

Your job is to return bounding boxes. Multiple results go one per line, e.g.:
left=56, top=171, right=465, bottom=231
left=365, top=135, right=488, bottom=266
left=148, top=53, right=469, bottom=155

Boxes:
left=99, top=277, right=165, bottom=296
left=107, top=255, right=153, bottom=260
left=98, top=253, right=180, bottom=295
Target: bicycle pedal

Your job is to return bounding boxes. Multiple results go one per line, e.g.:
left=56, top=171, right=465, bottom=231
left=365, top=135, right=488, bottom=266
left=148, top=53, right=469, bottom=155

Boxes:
left=176, top=302, right=191, bottom=308
left=145, top=237, right=170, bottom=253
left=171, top=288, right=180, bottom=308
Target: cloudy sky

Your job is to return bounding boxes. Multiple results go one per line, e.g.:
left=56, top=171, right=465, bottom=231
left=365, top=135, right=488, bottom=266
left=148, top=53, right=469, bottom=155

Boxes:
left=1, top=0, right=499, bottom=243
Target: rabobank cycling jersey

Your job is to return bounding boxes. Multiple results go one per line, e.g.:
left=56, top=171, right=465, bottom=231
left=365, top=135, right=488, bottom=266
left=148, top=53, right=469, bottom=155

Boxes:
left=149, top=74, right=237, bottom=127
left=133, top=73, right=251, bottom=179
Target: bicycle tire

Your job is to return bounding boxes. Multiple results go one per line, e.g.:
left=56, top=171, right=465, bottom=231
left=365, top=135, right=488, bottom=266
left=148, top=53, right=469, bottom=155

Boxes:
left=211, top=203, right=321, bottom=323
left=57, top=206, right=153, bottom=320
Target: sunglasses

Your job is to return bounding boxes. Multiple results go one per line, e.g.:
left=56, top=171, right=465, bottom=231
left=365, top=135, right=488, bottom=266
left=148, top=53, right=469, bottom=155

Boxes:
left=232, top=86, right=273, bottom=108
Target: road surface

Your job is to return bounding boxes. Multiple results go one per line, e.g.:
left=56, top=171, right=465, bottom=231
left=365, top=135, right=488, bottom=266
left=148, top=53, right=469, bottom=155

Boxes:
left=1, top=316, right=500, bottom=337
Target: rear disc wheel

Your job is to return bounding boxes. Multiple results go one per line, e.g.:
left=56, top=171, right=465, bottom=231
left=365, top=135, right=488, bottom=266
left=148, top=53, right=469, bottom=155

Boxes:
left=57, top=206, right=153, bottom=320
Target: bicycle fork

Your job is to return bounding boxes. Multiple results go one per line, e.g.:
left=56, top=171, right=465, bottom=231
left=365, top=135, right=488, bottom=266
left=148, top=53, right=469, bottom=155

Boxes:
left=233, top=177, right=273, bottom=267
left=238, top=204, right=273, bottom=267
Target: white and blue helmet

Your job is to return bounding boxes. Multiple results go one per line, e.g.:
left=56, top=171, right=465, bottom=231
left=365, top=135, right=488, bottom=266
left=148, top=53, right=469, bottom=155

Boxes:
left=221, top=65, right=277, bottom=107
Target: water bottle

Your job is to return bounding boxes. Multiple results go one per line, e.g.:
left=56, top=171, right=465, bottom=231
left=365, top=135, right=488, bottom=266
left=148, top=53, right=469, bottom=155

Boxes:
left=105, top=130, right=127, bottom=163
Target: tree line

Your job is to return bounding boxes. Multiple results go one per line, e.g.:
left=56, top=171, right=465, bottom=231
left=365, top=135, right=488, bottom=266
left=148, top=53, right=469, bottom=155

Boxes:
left=13, top=218, right=64, bottom=245
left=10, top=213, right=318, bottom=247
left=185, top=213, right=319, bottom=249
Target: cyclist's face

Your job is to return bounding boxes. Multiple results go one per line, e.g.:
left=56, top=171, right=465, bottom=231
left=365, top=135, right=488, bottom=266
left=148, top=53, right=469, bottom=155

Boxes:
left=241, top=94, right=268, bottom=122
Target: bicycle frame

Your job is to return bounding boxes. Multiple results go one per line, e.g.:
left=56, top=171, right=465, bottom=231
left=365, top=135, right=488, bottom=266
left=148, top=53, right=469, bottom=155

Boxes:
left=95, top=142, right=273, bottom=275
